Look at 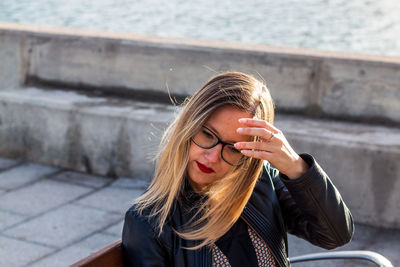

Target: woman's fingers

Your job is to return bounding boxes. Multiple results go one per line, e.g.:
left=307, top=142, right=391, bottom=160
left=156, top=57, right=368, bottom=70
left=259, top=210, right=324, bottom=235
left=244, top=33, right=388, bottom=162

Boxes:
left=234, top=141, right=275, bottom=151
left=235, top=118, right=308, bottom=179
left=240, top=149, right=273, bottom=160
left=237, top=127, right=278, bottom=142
left=238, top=118, right=280, bottom=133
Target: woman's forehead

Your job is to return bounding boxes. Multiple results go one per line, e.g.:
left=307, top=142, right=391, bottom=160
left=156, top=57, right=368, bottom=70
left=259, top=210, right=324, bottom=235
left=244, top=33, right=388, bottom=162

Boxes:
left=205, top=106, right=252, bottom=143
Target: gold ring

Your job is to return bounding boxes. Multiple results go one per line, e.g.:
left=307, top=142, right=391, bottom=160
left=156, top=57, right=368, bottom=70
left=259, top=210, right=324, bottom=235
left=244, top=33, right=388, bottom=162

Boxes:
left=266, top=132, right=274, bottom=142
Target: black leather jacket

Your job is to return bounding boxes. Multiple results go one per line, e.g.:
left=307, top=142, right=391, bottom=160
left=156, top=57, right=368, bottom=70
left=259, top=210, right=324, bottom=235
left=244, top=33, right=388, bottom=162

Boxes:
left=122, top=154, right=354, bottom=267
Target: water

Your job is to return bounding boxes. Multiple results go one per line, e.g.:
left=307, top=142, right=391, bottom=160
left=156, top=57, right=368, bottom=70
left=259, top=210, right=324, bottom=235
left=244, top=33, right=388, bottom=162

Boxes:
left=1, top=0, right=400, bottom=57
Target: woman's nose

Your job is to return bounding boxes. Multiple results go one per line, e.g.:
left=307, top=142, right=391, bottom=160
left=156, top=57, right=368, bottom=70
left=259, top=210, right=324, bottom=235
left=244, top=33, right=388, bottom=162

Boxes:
left=205, top=144, right=222, bottom=162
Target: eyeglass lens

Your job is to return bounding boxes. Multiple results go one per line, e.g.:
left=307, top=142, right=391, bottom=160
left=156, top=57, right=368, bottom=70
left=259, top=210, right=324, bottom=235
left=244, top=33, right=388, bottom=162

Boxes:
left=192, top=127, right=243, bottom=166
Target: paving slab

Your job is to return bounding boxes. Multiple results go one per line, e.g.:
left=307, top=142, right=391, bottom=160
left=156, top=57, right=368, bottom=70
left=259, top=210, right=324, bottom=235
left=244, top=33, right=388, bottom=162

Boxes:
left=0, top=209, right=27, bottom=231
left=30, top=232, right=119, bottom=267
left=0, top=159, right=397, bottom=267
left=3, top=203, right=121, bottom=248
left=0, top=157, right=18, bottom=170
left=288, top=223, right=397, bottom=267
left=111, top=177, right=149, bottom=190
left=102, top=219, right=124, bottom=237
left=51, top=171, right=113, bottom=188
left=365, top=228, right=400, bottom=267
left=0, top=179, right=93, bottom=216
left=0, top=235, right=54, bottom=267
left=0, top=163, right=58, bottom=190
left=76, top=186, right=144, bottom=214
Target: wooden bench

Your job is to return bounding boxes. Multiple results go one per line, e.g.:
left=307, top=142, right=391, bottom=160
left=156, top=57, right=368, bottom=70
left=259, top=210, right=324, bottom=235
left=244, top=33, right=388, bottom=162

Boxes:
left=70, top=239, right=124, bottom=267
left=70, top=239, right=393, bottom=267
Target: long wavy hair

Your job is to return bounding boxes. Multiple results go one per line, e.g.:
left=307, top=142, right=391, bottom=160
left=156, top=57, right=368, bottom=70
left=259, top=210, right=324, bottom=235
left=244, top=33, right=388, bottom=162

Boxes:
left=135, top=71, right=275, bottom=249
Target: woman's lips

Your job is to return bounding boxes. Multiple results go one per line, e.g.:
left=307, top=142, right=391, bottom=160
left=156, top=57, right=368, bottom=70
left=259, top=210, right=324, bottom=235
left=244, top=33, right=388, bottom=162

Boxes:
left=196, top=161, right=214, bottom=173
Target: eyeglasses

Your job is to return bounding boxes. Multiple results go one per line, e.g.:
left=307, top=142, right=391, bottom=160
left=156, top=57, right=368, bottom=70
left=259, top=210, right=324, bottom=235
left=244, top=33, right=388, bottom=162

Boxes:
left=191, top=126, right=245, bottom=166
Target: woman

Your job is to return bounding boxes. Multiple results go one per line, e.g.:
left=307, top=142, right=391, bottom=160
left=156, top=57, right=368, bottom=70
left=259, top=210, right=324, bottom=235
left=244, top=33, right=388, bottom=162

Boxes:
left=122, top=72, right=353, bottom=267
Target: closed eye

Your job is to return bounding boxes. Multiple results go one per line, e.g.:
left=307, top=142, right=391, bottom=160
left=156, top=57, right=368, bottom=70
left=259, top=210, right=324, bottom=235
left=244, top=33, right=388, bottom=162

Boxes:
left=202, top=129, right=214, bottom=139
left=228, top=146, right=241, bottom=154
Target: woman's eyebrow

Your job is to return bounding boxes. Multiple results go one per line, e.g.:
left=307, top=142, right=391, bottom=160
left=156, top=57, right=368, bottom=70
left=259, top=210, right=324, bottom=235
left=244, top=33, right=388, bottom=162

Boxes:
left=205, top=125, right=237, bottom=143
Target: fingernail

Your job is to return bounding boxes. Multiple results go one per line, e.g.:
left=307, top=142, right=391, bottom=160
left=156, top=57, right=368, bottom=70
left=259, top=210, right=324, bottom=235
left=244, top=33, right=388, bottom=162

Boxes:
left=238, top=118, right=247, bottom=123
left=234, top=143, right=240, bottom=148
left=237, top=128, right=243, bottom=133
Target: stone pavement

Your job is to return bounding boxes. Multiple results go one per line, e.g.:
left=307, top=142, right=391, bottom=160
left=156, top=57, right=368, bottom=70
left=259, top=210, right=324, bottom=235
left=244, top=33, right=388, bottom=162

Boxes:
left=0, top=156, right=398, bottom=267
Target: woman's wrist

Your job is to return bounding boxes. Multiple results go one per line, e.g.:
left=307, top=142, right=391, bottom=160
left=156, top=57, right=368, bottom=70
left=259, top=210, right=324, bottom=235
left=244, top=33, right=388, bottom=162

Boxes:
left=284, top=157, right=309, bottom=180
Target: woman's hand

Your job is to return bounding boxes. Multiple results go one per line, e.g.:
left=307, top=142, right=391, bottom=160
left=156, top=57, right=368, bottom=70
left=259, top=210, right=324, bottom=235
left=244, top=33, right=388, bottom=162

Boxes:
left=234, top=118, right=309, bottom=179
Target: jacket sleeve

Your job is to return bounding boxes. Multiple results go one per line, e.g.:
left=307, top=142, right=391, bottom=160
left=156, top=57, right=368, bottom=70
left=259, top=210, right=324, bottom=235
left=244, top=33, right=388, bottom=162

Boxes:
left=272, top=154, right=354, bottom=249
left=122, top=206, right=169, bottom=267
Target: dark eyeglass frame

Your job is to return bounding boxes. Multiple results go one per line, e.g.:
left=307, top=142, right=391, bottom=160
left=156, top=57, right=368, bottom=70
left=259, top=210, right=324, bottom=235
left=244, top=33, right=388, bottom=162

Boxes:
left=191, top=125, right=245, bottom=166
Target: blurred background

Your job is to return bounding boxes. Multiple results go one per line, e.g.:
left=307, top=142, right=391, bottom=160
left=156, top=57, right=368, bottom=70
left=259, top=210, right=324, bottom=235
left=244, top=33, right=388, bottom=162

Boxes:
left=1, top=0, right=400, bottom=56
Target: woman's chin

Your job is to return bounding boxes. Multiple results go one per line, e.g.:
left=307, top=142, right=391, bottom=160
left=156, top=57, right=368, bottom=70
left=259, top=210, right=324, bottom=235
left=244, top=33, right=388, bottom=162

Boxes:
left=188, top=173, right=214, bottom=192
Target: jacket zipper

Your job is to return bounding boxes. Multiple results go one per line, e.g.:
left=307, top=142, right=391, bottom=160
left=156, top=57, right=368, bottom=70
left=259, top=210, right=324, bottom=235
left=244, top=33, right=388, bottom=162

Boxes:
left=241, top=216, right=283, bottom=267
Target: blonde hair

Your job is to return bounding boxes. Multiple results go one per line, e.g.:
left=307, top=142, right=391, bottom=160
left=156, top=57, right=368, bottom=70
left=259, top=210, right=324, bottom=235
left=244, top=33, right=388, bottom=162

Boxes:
left=135, top=71, right=274, bottom=249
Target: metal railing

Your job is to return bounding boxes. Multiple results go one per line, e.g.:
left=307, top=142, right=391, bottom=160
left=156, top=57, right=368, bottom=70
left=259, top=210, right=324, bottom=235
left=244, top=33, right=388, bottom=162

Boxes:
left=289, top=250, right=393, bottom=267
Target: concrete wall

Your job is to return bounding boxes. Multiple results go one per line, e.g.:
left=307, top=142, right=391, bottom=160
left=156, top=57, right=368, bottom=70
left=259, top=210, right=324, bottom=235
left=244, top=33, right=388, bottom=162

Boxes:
left=1, top=22, right=400, bottom=229
left=276, top=116, right=400, bottom=229
left=1, top=87, right=399, bottom=229
left=1, top=22, right=400, bottom=125
left=0, top=87, right=175, bottom=179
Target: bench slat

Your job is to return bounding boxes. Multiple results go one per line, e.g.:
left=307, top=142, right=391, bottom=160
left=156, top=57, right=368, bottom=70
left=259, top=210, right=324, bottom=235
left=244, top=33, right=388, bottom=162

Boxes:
left=69, top=239, right=124, bottom=267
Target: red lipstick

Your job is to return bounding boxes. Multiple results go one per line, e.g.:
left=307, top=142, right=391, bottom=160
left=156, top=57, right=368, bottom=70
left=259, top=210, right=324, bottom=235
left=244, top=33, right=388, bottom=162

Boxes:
left=196, top=161, right=214, bottom=173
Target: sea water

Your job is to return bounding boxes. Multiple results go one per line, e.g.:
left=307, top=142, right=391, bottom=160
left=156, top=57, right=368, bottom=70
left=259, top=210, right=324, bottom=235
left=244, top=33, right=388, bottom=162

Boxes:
left=0, top=0, right=399, bottom=57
